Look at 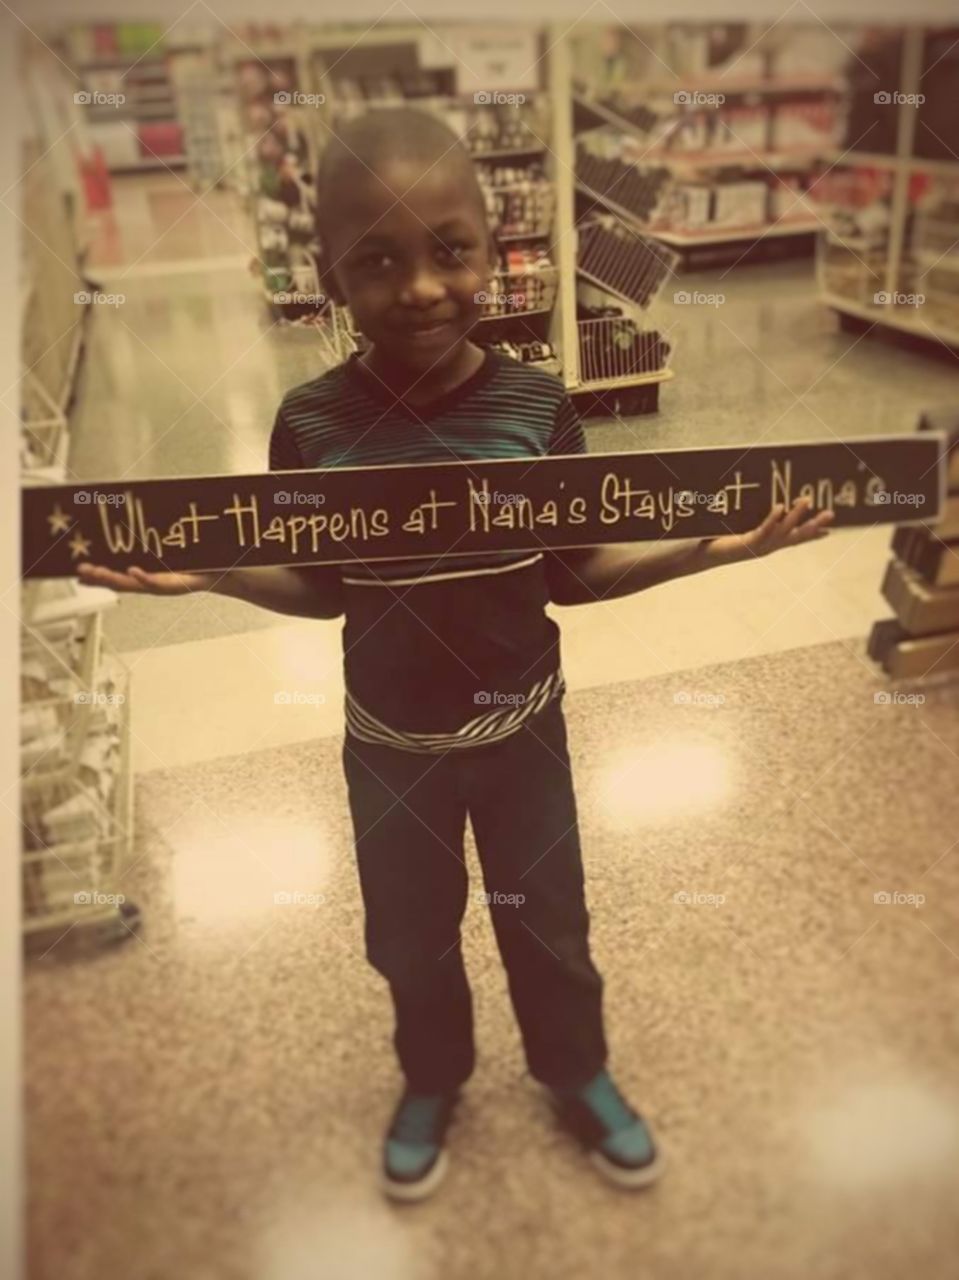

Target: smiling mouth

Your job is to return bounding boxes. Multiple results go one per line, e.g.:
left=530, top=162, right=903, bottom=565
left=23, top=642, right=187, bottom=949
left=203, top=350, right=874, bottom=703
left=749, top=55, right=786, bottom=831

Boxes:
left=406, top=318, right=457, bottom=337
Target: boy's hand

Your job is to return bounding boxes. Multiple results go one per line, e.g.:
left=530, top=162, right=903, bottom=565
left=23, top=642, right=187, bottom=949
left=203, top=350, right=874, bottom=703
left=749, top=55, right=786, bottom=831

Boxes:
left=76, top=562, right=214, bottom=595
left=702, top=496, right=834, bottom=566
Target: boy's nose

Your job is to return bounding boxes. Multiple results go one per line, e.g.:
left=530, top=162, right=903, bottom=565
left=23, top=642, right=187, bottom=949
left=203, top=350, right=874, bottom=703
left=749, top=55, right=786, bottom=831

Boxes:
left=398, top=267, right=447, bottom=306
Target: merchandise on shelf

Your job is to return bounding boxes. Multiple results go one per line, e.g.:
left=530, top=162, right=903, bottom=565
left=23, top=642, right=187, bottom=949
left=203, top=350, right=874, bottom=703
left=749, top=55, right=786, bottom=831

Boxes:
left=137, top=120, right=184, bottom=160
left=576, top=300, right=672, bottom=381
left=482, top=245, right=558, bottom=318
left=454, top=99, right=547, bottom=154
left=239, top=55, right=323, bottom=321
left=476, top=157, right=555, bottom=238
left=711, top=179, right=768, bottom=227
left=488, top=339, right=559, bottom=371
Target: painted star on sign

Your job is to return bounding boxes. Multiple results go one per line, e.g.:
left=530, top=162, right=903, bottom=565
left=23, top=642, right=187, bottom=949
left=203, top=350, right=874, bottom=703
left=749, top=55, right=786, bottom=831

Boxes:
left=47, top=503, right=72, bottom=535
left=68, top=531, right=92, bottom=560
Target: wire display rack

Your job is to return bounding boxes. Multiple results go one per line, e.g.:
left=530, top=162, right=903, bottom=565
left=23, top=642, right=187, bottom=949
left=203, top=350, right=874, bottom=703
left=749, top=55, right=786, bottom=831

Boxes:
left=576, top=214, right=680, bottom=310
left=577, top=313, right=675, bottom=383
left=20, top=593, right=137, bottom=950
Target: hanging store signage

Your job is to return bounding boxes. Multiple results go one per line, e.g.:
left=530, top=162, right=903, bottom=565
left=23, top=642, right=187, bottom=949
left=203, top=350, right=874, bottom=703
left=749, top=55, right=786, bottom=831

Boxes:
left=21, top=434, right=945, bottom=579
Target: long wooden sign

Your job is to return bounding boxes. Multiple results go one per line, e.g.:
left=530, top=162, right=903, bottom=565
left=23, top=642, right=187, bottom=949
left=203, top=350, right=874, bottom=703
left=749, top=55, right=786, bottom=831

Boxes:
left=21, top=435, right=945, bottom=579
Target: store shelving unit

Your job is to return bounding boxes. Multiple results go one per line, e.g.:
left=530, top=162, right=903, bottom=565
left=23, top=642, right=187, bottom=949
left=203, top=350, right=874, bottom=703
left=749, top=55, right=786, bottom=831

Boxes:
left=222, top=30, right=332, bottom=326
left=567, top=29, right=844, bottom=269
left=66, top=23, right=192, bottom=173
left=21, top=595, right=138, bottom=951
left=19, top=39, right=140, bottom=954
left=813, top=25, right=959, bottom=352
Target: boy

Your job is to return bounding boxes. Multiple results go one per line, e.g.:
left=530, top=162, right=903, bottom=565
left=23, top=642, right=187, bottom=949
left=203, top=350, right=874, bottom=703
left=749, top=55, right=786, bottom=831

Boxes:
left=79, top=108, right=831, bottom=1202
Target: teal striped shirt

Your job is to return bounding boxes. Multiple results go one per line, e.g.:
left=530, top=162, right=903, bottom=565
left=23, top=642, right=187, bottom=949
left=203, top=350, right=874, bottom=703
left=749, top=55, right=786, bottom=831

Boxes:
left=269, top=348, right=587, bottom=748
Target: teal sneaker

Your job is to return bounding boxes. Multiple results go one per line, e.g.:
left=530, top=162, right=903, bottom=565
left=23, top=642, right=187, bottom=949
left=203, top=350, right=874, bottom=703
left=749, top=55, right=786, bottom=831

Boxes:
left=381, top=1088, right=459, bottom=1202
left=548, top=1069, right=665, bottom=1189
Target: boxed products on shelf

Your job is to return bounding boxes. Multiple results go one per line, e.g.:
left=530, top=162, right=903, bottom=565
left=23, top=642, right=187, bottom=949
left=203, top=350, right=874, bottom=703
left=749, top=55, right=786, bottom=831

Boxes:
left=772, top=99, right=839, bottom=152
left=713, top=106, right=768, bottom=153
left=712, top=179, right=769, bottom=227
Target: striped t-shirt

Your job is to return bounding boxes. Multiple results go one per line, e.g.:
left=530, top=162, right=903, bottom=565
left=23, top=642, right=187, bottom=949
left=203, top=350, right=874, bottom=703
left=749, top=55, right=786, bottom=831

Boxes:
left=268, top=347, right=587, bottom=752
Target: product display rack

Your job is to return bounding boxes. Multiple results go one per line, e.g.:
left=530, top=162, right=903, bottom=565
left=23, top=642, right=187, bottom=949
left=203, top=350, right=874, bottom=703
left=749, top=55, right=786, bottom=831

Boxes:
left=813, top=26, right=959, bottom=352
left=19, top=39, right=140, bottom=953
left=226, top=30, right=330, bottom=326
left=566, top=21, right=848, bottom=269
left=66, top=23, right=194, bottom=173
left=20, top=595, right=138, bottom=952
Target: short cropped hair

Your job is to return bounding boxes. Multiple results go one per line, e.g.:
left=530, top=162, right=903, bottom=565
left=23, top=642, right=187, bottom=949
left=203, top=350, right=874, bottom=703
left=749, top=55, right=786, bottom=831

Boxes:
left=314, top=107, right=487, bottom=246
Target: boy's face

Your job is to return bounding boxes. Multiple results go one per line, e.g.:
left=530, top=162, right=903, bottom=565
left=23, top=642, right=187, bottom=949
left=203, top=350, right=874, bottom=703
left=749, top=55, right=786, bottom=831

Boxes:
left=320, top=155, right=495, bottom=375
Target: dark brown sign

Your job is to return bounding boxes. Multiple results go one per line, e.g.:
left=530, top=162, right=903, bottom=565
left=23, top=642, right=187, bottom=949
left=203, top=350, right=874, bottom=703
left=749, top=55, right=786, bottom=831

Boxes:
left=21, top=435, right=945, bottom=579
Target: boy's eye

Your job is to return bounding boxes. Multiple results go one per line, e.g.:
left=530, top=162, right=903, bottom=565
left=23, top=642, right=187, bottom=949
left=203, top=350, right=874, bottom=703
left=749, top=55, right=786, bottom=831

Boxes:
left=356, top=251, right=393, bottom=270
left=436, top=242, right=473, bottom=265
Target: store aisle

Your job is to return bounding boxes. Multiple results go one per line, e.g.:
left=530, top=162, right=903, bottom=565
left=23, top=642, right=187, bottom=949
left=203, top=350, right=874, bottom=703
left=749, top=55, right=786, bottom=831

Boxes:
left=25, top=639, right=959, bottom=1280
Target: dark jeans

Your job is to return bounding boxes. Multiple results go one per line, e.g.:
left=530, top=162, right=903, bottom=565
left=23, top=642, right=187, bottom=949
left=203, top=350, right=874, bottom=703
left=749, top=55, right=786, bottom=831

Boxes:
left=341, top=696, right=608, bottom=1093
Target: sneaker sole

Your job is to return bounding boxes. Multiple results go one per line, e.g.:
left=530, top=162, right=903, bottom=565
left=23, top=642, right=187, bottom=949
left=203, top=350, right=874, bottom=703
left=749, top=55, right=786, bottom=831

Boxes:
left=589, top=1144, right=666, bottom=1190
left=380, top=1149, right=450, bottom=1204
left=536, top=1081, right=666, bottom=1191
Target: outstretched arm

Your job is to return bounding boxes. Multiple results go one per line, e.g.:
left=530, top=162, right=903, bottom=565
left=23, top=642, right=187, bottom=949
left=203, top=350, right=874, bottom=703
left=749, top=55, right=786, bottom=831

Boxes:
left=546, top=497, right=833, bottom=606
left=76, top=562, right=345, bottom=619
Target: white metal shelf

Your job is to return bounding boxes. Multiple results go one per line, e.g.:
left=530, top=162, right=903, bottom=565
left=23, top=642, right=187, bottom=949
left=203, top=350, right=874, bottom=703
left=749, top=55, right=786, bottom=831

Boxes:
left=820, top=291, right=959, bottom=349
left=815, top=25, right=959, bottom=351
left=649, top=217, right=820, bottom=245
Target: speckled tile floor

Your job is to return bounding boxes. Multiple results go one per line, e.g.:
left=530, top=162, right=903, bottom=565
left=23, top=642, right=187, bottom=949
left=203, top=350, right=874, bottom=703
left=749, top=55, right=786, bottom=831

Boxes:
left=25, top=639, right=959, bottom=1280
